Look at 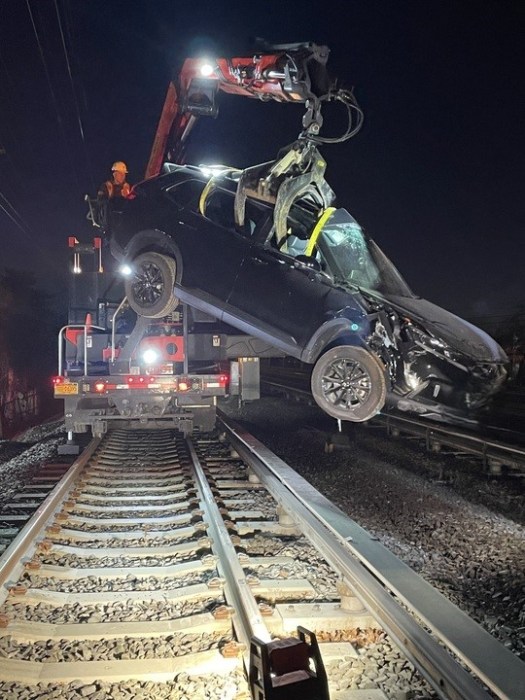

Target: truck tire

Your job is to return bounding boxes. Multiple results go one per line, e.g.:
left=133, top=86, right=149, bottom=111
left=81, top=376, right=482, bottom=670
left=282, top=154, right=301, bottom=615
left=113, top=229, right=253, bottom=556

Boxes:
left=311, top=345, right=386, bottom=422
left=125, top=252, right=178, bottom=318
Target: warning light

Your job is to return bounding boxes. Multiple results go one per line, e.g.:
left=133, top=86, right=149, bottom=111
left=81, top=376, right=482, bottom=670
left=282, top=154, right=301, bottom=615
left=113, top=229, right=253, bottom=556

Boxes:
left=94, top=381, right=106, bottom=393
left=219, top=374, right=229, bottom=387
left=52, top=376, right=64, bottom=385
left=126, top=375, right=157, bottom=388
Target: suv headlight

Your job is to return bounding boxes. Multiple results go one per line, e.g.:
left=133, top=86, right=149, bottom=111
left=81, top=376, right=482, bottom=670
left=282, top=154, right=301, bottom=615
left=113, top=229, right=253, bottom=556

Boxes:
left=408, top=323, right=468, bottom=371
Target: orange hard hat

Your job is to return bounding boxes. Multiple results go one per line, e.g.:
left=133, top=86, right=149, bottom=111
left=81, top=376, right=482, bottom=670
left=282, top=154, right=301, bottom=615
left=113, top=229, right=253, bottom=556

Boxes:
left=111, top=161, right=128, bottom=173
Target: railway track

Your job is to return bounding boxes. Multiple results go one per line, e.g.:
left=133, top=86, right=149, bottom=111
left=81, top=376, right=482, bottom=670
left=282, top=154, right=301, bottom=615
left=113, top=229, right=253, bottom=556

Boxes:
left=0, top=457, right=77, bottom=557
left=0, top=418, right=523, bottom=699
left=260, top=377, right=525, bottom=475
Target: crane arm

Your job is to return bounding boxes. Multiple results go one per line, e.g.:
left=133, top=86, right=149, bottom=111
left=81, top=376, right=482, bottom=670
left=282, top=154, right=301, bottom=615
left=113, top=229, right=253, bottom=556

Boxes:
left=145, top=42, right=350, bottom=178
left=144, top=42, right=363, bottom=242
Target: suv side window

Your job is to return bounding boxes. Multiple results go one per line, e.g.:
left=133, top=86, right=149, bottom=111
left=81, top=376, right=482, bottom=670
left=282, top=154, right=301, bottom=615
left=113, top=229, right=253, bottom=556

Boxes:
left=203, top=189, right=237, bottom=230
left=244, top=198, right=273, bottom=240
left=165, top=180, right=205, bottom=210
left=267, top=203, right=312, bottom=256
left=203, top=190, right=272, bottom=240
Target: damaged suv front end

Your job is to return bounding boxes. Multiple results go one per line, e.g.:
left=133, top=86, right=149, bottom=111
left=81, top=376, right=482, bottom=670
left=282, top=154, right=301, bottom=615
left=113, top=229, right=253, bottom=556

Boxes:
left=308, top=208, right=508, bottom=422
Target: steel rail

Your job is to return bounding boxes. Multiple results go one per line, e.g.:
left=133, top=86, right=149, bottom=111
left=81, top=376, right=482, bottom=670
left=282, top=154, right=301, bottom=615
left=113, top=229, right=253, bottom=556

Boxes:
left=218, top=410, right=525, bottom=700
left=375, top=412, right=525, bottom=470
left=0, top=438, right=101, bottom=604
left=185, top=437, right=271, bottom=665
left=261, top=378, right=525, bottom=471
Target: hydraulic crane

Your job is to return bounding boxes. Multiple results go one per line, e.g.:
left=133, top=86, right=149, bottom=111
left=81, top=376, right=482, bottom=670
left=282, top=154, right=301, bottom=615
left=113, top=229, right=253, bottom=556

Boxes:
left=145, top=41, right=363, bottom=242
left=58, top=42, right=362, bottom=453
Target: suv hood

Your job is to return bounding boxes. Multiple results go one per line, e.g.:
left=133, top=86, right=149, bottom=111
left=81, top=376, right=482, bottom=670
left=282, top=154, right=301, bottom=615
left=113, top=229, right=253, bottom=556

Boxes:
left=378, top=294, right=507, bottom=364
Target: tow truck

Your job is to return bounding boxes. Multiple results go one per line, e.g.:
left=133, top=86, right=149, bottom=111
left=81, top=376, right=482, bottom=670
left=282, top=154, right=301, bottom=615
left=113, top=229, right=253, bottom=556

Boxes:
left=54, top=42, right=360, bottom=450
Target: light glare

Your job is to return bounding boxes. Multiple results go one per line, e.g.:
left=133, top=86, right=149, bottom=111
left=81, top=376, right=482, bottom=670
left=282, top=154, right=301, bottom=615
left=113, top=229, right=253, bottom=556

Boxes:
left=143, top=349, right=159, bottom=365
left=200, top=62, right=215, bottom=77
left=199, top=164, right=228, bottom=178
left=119, top=264, right=133, bottom=276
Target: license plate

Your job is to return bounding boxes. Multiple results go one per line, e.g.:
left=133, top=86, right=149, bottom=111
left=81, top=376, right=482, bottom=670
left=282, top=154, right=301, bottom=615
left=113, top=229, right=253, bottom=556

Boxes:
left=55, top=383, right=79, bottom=396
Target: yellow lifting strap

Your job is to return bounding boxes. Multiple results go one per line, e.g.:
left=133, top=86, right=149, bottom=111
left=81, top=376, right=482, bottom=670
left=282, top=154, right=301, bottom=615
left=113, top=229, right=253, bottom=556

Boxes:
left=199, top=178, right=217, bottom=216
left=304, top=206, right=336, bottom=257
left=198, top=167, right=241, bottom=217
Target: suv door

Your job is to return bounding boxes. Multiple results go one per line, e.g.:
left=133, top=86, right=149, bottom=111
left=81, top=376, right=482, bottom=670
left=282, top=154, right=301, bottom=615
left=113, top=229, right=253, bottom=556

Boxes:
left=164, top=182, right=249, bottom=313
left=227, top=201, right=332, bottom=356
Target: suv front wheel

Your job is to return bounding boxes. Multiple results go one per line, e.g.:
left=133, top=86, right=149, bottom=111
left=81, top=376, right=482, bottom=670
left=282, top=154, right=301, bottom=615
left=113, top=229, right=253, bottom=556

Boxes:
left=311, top=345, right=386, bottom=422
left=125, top=252, right=178, bottom=318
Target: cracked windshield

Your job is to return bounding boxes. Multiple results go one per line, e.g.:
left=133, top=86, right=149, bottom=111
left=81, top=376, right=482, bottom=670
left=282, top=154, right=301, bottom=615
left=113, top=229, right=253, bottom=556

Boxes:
left=318, top=208, right=413, bottom=297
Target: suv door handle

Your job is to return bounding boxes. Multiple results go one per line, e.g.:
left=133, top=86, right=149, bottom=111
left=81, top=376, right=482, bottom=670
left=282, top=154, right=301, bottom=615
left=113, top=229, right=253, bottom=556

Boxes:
left=252, top=249, right=286, bottom=266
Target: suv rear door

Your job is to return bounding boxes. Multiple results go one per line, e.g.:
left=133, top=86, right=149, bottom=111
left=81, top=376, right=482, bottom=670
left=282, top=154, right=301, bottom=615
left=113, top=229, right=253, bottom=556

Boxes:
left=227, top=201, right=332, bottom=355
left=164, top=181, right=248, bottom=314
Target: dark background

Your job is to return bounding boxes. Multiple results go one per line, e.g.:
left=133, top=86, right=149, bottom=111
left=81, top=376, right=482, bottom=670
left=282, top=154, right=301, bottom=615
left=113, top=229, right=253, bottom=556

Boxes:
left=0, top=0, right=523, bottom=325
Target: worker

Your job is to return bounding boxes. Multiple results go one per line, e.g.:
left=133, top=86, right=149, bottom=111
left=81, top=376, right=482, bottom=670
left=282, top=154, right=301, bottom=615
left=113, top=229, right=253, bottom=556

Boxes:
left=98, top=161, right=131, bottom=200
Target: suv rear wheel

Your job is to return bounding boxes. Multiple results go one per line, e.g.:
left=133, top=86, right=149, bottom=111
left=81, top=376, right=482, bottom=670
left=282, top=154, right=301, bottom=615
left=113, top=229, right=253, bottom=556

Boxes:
left=125, top=252, right=178, bottom=318
left=311, top=345, right=386, bottom=422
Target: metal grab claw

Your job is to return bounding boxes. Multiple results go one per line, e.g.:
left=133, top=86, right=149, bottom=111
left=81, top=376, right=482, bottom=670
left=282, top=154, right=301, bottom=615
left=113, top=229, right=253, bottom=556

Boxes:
left=234, top=140, right=336, bottom=244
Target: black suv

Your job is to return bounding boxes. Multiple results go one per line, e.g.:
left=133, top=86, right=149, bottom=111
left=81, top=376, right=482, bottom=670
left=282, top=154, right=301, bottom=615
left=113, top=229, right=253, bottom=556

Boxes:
left=109, top=164, right=507, bottom=423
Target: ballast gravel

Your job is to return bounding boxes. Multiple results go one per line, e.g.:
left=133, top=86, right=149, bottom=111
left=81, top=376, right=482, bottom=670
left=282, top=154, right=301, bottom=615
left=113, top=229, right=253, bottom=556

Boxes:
left=0, top=410, right=520, bottom=698
left=38, top=551, right=207, bottom=568
left=0, top=669, right=248, bottom=700
left=0, top=631, right=231, bottom=662
left=223, top=397, right=525, bottom=660
left=7, top=597, right=224, bottom=624
left=22, top=571, right=211, bottom=593
left=50, top=533, right=199, bottom=548
left=57, top=520, right=189, bottom=533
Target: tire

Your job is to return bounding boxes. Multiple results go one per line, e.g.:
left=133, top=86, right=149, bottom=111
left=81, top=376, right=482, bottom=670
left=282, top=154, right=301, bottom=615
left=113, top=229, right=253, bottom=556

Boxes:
left=311, top=345, right=386, bottom=422
left=125, top=252, right=178, bottom=318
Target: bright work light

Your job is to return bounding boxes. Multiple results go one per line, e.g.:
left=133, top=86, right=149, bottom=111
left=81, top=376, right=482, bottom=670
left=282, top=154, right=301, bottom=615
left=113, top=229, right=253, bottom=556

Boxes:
left=142, top=349, right=159, bottom=365
left=119, top=263, right=133, bottom=276
left=199, top=61, right=215, bottom=77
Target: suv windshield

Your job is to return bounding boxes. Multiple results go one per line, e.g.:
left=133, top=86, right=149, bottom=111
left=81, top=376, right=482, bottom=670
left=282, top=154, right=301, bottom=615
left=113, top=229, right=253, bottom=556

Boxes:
left=316, top=208, right=413, bottom=297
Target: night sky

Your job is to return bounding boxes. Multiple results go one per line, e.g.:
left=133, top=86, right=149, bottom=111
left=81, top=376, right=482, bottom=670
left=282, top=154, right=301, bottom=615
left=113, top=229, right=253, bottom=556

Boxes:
left=0, top=0, right=523, bottom=323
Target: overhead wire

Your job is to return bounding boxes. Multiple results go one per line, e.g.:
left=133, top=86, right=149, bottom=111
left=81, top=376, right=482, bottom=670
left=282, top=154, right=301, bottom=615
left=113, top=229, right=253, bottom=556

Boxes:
left=25, top=0, right=82, bottom=191
left=0, top=191, right=31, bottom=232
left=0, top=18, right=44, bottom=248
left=0, top=45, right=25, bottom=160
left=53, top=0, right=95, bottom=191
left=0, top=3, right=87, bottom=271
left=0, top=191, right=51, bottom=259
left=25, top=0, right=65, bottom=129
